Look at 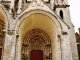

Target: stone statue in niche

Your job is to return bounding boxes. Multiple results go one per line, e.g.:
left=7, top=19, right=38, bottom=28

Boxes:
left=22, top=45, right=29, bottom=60
left=45, top=44, right=52, bottom=60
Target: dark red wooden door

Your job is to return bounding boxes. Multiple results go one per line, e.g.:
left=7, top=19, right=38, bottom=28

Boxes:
left=0, top=48, right=2, bottom=60
left=30, top=50, right=43, bottom=60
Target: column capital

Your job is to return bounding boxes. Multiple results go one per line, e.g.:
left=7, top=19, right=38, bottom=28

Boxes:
left=7, top=30, right=15, bottom=35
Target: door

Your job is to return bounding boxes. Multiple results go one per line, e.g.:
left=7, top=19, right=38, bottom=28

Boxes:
left=30, top=50, right=43, bottom=60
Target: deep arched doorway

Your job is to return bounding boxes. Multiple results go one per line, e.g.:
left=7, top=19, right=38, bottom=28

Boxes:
left=18, top=13, right=61, bottom=60
left=21, top=29, right=52, bottom=60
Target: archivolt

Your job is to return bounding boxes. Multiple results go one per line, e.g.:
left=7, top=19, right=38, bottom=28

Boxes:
left=21, top=29, right=52, bottom=60
left=16, top=10, right=62, bottom=33
left=23, top=28, right=51, bottom=45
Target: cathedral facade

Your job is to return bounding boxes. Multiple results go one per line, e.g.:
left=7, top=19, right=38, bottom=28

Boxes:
left=0, top=0, right=79, bottom=60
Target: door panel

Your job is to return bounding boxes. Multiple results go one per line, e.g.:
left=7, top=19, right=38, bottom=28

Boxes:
left=31, top=50, right=43, bottom=60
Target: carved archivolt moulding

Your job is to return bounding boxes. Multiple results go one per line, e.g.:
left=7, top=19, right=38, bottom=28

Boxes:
left=22, top=28, right=52, bottom=60
left=23, top=28, right=51, bottom=45
left=0, top=20, right=5, bottom=46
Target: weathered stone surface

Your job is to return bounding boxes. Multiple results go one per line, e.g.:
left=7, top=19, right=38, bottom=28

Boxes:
left=0, top=0, right=79, bottom=60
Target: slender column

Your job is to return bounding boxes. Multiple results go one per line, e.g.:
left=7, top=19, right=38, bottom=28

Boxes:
left=50, top=0, right=54, bottom=10
left=9, top=0, right=15, bottom=14
left=8, top=35, right=16, bottom=60
left=3, top=34, right=11, bottom=60
left=10, top=0, right=15, bottom=9
left=15, top=35, right=19, bottom=60
left=3, top=30, right=16, bottom=60
left=11, top=0, right=14, bottom=9
left=57, top=35, right=61, bottom=60
left=17, top=0, right=22, bottom=14
left=61, top=32, right=72, bottom=60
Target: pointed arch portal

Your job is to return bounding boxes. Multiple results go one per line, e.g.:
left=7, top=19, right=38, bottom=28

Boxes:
left=18, top=13, right=61, bottom=60
left=21, top=29, right=52, bottom=60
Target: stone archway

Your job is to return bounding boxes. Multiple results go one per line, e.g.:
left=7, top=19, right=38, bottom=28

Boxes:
left=21, top=29, right=52, bottom=60
left=17, top=12, right=62, bottom=60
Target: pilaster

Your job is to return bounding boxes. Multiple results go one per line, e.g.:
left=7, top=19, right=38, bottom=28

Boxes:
left=3, top=30, right=16, bottom=60
left=61, top=31, right=72, bottom=60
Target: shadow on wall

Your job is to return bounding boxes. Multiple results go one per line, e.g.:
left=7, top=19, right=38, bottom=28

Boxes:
left=77, top=44, right=80, bottom=60
left=75, top=28, right=80, bottom=60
